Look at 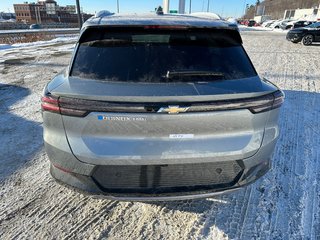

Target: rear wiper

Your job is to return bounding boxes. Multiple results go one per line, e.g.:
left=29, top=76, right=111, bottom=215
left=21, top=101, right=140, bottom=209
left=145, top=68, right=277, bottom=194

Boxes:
left=165, top=70, right=224, bottom=79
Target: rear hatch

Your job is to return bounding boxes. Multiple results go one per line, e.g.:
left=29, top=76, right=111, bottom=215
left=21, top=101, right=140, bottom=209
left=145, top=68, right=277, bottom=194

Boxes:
left=51, top=26, right=279, bottom=165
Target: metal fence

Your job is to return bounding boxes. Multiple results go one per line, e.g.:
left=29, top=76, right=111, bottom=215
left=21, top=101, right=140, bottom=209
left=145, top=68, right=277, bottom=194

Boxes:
left=0, top=28, right=79, bottom=44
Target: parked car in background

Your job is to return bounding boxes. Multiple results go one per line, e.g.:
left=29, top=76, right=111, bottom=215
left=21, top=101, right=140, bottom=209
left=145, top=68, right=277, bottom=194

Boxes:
left=269, top=20, right=282, bottom=29
left=287, top=21, right=320, bottom=45
left=29, top=24, right=41, bottom=29
left=262, top=20, right=275, bottom=28
left=292, top=20, right=315, bottom=29
left=282, top=20, right=314, bottom=30
left=42, top=12, right=284, bottom=200
left=247, top=20, right=257, bottom=27
left=280, top=20, right=296, bottom=30
left=241, top=20, right=249, bottom=25
left=277, top=20, right=294, bottom=29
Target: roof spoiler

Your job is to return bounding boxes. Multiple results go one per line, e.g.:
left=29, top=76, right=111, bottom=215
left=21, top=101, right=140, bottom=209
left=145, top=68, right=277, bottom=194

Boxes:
left=95, top=10, right=114, bottom=18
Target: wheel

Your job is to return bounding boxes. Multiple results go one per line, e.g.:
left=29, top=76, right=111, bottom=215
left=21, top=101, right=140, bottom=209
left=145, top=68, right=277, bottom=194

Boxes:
left=302, top=34, right=313, bottom=46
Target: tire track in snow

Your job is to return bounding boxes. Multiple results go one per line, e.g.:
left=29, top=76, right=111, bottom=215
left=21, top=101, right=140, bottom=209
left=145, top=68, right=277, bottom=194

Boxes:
left=0, top=31, right=320, bottom=239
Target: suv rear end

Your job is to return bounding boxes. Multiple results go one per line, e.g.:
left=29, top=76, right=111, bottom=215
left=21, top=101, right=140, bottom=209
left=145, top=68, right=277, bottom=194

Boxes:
left=42, top=14, right=284, bottom=200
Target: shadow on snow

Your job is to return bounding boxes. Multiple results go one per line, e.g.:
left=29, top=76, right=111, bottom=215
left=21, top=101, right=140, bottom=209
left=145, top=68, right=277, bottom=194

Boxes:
left=0, top=83, right=43, bottom=181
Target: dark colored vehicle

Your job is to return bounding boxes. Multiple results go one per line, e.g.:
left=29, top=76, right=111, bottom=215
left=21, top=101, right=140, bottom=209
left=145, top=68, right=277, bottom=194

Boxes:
left=29, top=24, right=41, bottom=29
left=42, top=12, right=284, bottom=200
left=247, top=20, right=256, bottom=27
left=287, top=22, right=320, bottom=45
left=292, top=21, right=314, bottom=29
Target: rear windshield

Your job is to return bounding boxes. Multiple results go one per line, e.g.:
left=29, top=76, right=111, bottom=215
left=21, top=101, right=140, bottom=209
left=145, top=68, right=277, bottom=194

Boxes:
left=71, top=28, right=257, bottom=82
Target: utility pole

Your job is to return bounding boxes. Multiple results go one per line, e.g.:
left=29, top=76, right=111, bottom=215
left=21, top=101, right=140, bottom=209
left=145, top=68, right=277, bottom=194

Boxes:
left=76, top=0, right=83, bottom=29
left=163, top=0, right=170, bottom=14
left=189, top=0, right=192, bottom=14
left=39, top=7, right=42, bottom=24
left=242, top=0, right=247, bottom=17
left=207, top=0, right=210, bottom=12
left=117, top=0, right=120, bottom=13
left=36, top=7, right=41, bottom=24
left=179, top=0, right=185, bottom=14
left=35, top=6, right=39, bottom=24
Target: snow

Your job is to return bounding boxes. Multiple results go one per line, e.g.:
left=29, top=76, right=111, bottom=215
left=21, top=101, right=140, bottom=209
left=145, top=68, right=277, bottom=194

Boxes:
left=0, top=18, right=15, bottom=23
left=226, top=18, right=238, bottom=25
left=190, top=12, right=222, bottom=20
left=84, top=13, right=230, bottom=29
left=0, top=30, right=320, bottom=239
left=0, top=36, right=78, bottom=51
left=0, top=28, right=78, bottom=34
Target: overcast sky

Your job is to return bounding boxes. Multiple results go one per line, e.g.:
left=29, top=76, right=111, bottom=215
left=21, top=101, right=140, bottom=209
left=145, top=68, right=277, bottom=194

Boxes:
left=1, top=0, right=256, bottom=18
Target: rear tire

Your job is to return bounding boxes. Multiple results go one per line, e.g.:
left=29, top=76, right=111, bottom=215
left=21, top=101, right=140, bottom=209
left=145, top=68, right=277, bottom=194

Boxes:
left=302, top=34, right=313, bottom=46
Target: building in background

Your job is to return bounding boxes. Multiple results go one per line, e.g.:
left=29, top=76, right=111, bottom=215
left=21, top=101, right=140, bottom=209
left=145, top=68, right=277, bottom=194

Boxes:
left=13, top=0, right=92, bottom=25
left=284, top=7, right=320, bottom=21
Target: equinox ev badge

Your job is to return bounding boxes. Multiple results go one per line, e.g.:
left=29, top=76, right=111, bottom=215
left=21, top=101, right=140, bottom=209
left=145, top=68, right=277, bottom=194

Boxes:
left=97, top=115, right=147, bottom=121
left=157, top=105, right=190, bottom=114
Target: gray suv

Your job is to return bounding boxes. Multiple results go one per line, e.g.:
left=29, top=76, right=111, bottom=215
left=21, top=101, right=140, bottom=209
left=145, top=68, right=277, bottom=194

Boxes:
left=42, top=12, right=284, bottom=201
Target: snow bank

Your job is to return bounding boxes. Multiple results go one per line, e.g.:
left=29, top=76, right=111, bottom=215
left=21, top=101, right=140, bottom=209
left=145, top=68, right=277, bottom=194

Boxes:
left=238, top=25, right=289, bottom=34
left=0, top=36, right=78, bottom=51
left=238, top=25, right=273, bottom=32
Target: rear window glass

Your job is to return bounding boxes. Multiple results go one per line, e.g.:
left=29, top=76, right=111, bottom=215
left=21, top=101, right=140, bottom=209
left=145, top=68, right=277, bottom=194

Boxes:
left=71, top=28, right=257, bottom=82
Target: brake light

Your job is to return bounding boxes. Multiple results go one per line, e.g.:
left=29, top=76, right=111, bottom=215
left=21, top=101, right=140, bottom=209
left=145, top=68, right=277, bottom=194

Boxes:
left=144, top=25, right=188, bottom=29
left=41, top=93, right=88, bottom=117
left=41, top=95, right=60, bottom=113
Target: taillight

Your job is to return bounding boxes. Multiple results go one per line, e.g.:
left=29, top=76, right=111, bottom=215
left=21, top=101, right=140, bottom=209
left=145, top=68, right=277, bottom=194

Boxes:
left=41, top=93, right=88, bottom=117
left=41, top=95, right=60, bottom=113
left=249, top=90, right=284, bottom=113
left=185, top=90, right=284, bottom=114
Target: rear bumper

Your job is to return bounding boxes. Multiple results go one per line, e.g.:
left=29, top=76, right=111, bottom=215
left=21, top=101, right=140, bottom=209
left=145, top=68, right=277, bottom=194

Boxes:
left=47, top=137, right=275, bottom=201
left=45, top=104, right=281, bottom=200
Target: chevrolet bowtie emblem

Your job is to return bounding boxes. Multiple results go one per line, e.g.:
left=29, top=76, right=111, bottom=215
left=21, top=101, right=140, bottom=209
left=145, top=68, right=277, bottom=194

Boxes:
left=157, top=105, right=190, bottom=114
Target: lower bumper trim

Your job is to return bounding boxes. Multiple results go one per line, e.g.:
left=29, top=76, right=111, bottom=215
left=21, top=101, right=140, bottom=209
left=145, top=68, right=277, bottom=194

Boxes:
left=91, top=187, right=242, bottom=201
left=50, top=162, right=270, bottom=201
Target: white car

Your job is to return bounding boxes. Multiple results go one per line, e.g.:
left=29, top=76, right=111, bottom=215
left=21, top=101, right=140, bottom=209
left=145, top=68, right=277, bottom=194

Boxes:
left=261, top=20, right=275, bottom=28
left=269, top=20, right=283, bottom=29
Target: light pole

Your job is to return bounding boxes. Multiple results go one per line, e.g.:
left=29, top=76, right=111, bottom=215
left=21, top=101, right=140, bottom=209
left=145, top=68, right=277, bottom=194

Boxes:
left=207, top=0, right=210, bottom=12
left=189, top=0, right=192, bottom=14
left=76, top=0, right=83, bottom=29
left=179, top=0, right=185, bottom=14
left=242, top=0, right=247, bottom=17
left=163, top=0, right=170, bottom=14
left=117, top=0, right=120, bottom=13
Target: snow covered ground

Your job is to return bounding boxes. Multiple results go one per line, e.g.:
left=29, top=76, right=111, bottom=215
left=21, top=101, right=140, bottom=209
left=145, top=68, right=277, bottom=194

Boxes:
left=0, top=36, right=78, bottom=51
left=0, top=31, right=320, bottom=239
left=238, top=25, right=289, bottom=33
left=0, top=28, right=78, bottom=34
